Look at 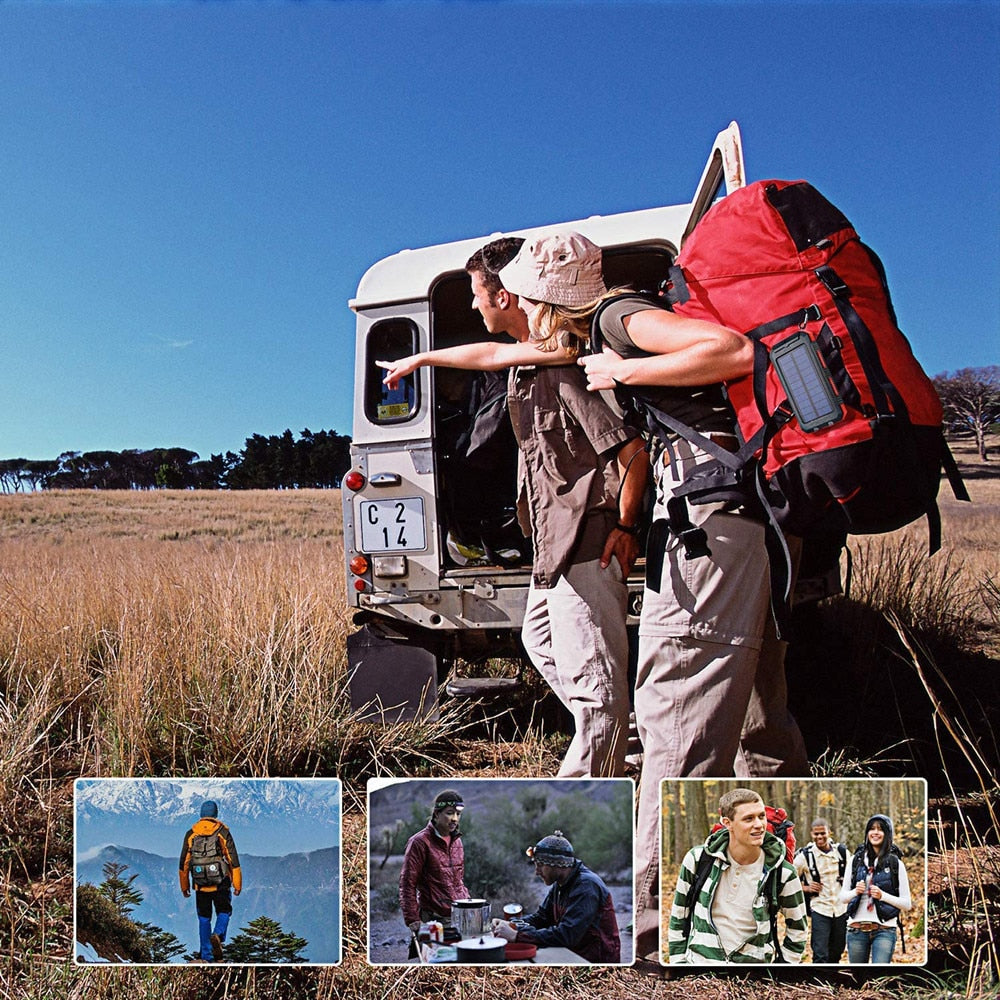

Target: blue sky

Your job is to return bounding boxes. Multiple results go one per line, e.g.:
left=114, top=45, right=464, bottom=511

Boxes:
left=3, top=1, right=997, bottom=462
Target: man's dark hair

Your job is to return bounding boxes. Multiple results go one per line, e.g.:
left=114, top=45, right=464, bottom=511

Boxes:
left=465, top=237, right=524, bottom=302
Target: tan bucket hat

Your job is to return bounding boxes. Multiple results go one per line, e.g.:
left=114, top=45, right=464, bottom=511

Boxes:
left=498, top=232, right=607, bottom=308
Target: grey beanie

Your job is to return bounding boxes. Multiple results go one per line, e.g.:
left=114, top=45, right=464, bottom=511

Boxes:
left=527, top=830, right=576, bottom=868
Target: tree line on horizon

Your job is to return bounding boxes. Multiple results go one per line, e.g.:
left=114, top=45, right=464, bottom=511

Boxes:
left=0, top=428, right=352, bottom=493
left=1, top=367, right=995, bottom=494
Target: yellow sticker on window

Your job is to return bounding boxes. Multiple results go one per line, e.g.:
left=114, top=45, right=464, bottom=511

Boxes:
left=377, top=402, right=411, bottom=420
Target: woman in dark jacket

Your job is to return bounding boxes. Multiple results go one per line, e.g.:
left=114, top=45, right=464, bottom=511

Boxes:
left=839, top=813, right=912, bottom=964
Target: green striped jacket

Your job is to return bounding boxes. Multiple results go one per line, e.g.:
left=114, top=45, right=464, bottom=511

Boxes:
left=667, top=828, right=808, bottom=964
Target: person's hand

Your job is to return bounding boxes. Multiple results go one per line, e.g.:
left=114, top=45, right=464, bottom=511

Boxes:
left=233, top=887, right=241, bottom=896
left=870, top=885, right=883, bottom=900
left=601, top=528, right=639, bottom=579
left=182, top=889, right=190, bottom=898
left=579, top=347, right=624, bottom=391
left=854, top=881, right=867, bottom=895
left=802, top=880, right=820, bottom=895
left=408, top=920, right=422, bottom=935
left=377, top=356, right=421, bottom=390
left=492, top=921, right=518, bottom=943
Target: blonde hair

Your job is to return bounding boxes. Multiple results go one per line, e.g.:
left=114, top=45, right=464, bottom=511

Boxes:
left=529, top=286, right=634, bottom=358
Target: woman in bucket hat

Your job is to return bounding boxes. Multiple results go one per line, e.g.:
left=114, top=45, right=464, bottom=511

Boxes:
left=379, top=234, right=646, bottom=779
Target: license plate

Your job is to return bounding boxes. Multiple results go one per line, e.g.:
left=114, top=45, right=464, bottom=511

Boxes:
left=357, top=497, right=427, bottom=552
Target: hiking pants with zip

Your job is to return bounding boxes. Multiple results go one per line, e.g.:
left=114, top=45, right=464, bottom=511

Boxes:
left=632, top=442, right=806, bottom=959
left=521, top=555, right=630, bottom=778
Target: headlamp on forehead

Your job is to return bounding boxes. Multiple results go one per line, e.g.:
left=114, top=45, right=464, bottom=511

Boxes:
left=433, top=789, right=465, bottom=813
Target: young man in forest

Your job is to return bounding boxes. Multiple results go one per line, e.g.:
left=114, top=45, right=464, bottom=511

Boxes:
left=398, top=789, right=470, bottom=944
left=492, top=830, right=621, bottom=963
left=179, top=800, right=242, bottom=963
left=795, top=817, right=849, bottom=963
left=667, top=788, right=807, bottom=964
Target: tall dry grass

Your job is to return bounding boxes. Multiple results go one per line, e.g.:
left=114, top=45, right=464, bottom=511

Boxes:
left=1, top=490, right=351, bottom=778
left=0, top=490, right=492, bottom=996
left=1, top=457, right=998, bottom=999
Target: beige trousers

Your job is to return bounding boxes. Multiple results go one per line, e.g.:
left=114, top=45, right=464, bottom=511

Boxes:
left=522, top=556, right=630, bottom=778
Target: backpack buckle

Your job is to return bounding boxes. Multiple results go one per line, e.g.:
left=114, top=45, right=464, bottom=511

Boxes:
left=815, top=266, right=851, bottom=299
left=676, top=524, right=712, bottom=559
left=665, top=496, right=712, bottom=560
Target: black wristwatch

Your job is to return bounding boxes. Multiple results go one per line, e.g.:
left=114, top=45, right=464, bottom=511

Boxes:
left=615, top=521, right=639, bottom=536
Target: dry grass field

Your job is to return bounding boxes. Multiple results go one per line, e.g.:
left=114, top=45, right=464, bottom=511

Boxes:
left=1, top=440, right=998, bottom=1000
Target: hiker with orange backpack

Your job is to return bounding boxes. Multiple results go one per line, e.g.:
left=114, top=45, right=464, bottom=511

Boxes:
left=179, top=800, right=242, bottom=963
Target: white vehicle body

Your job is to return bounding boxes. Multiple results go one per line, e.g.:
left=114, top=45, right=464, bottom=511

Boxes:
left=343, top=123, right=745, bottom=720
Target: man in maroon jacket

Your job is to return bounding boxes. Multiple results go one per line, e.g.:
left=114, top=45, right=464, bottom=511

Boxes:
left=399, top=789, right=471, bottom=937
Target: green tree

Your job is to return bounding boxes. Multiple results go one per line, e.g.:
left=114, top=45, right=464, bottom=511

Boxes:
left=224, top=915, right=309, bottom=963
left=75, top=884, right=152, bottom=963
left=98, top=860, right=144, bottom=918
left=133, top=921, right=186, bottom=963
left=0, top=458, right=27, bottom=493
left=21, top=458, right=59, bottom=490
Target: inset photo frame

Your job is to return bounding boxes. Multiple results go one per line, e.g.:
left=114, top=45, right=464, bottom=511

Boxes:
left=659, top=778, right=927, bottom=968
left=74, top=777, right=342, bottom=965
left=367, top=777, right=635, bottom=966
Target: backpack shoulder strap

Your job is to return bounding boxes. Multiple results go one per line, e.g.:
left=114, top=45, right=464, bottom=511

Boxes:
left=802, top=845, right=820, bottom=881
left=837, top=843, right=848, bottom=881
left=681, top=848, right=716, bottom=946
left=589, top=291, right=664, bottom=356
left=887, top=850, right=900, bottom=893
left=765, top=866, right=785, bottom=962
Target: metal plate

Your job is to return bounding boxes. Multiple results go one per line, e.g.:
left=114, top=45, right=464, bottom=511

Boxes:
left=357, top=497, right=427, bottom=552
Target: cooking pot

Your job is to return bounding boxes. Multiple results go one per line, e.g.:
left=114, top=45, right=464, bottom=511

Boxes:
left=455, top=935, right=507, bottom=964
left=451, top=898, right=491, bottom=939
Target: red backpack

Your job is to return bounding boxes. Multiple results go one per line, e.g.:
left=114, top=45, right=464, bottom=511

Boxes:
left=595, top=179, right=968, bottom=621
left=708, top=804, right=796, bottom=863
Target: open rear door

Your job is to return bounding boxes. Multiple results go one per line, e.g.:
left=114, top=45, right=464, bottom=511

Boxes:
left=681, top=121, right=746, bottom=246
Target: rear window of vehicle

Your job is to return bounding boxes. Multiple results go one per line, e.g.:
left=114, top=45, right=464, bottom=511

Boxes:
left=365, top=318, right=420, bottom=424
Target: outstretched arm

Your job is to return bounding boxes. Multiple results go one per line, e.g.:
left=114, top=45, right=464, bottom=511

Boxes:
left=379, top=340, right=574, bottom=390
left=580, top=309, right=752, bottom=390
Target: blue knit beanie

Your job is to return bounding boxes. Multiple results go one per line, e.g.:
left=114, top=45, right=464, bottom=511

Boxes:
left=200, top=800, right=219, bottom=818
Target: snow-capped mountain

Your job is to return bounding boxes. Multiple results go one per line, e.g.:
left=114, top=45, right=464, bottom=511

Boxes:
left=75, top=778, right=341, bottom=857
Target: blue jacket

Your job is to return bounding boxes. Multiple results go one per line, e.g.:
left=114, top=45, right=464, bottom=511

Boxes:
left=517, top=861, right=621, bottom=962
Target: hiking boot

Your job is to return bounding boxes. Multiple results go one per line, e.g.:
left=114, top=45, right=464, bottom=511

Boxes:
left=210, top=934, right=223, bottom=961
